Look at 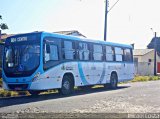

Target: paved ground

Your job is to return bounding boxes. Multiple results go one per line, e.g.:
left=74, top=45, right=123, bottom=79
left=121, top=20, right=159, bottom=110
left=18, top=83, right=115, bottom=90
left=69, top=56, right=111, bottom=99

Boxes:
left=0, top=80, right=160, bottom=115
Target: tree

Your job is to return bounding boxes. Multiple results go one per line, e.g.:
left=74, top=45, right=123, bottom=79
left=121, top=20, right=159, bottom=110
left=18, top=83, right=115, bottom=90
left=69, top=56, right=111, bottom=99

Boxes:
left=147, top=37, right=160, bottom=56
left=0, top=15, right=8, bottom=30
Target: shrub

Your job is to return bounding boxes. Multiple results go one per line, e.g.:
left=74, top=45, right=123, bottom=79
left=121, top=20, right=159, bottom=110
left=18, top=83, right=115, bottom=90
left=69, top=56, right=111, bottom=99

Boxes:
left=0, top=89, right=18, bottom=97
left=131, top=76, right=160, bottom=82
left=0, top=78, right=2, bottom=87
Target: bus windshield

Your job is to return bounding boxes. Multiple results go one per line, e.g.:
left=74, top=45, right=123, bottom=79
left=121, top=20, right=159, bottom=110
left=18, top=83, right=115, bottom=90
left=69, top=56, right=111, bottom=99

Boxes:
left=4, top=43, right=40, bottom=77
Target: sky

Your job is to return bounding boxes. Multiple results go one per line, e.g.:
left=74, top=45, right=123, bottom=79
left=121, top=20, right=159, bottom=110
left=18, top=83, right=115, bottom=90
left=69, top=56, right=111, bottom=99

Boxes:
left=1, top=0, right=160, bottom=49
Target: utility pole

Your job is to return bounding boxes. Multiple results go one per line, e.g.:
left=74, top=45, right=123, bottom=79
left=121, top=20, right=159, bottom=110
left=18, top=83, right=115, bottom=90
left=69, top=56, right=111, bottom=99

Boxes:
left=104, top=0, right=108, bottom=41
left=154, top=32, right=157, bottom=76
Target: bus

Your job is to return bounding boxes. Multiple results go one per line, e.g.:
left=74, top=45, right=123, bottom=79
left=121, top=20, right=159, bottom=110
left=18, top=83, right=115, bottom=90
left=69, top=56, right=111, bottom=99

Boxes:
left=2, top=31, right=134, bottom=95
left=0, top=42, right=4, bottom=78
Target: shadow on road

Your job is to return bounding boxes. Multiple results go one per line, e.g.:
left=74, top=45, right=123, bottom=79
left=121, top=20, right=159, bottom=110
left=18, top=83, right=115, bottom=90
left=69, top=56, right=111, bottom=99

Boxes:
left=0, top=86, right=130, bottom=108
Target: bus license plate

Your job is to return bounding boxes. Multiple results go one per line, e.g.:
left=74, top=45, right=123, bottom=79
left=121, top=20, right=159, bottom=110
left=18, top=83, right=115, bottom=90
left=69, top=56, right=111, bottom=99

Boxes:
left=15, top=87, right=22, bottom=90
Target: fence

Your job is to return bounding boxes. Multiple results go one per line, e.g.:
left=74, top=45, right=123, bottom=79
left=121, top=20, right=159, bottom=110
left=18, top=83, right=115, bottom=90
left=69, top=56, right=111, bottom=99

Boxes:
left=134, top=62, right=154, bottom=76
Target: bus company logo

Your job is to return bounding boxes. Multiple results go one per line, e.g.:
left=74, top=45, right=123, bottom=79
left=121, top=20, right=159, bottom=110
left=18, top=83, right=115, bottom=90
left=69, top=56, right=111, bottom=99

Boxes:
left=66, top=66, right=73, bottom=70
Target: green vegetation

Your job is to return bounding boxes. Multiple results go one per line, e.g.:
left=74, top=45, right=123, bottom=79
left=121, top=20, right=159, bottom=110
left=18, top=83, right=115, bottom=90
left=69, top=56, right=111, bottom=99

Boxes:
left=0, top=15, right=8, bottom=30
left=40, top=89, right=58, bottom=95
left=0, top=89, right=18, bottom=97
left=0, top=76, right=160, bottom=97
left=0, top=88, right=30, bottom=97
left=0, top=78, right=2, bottom=87
left=130, top=76, right=160, bottom=82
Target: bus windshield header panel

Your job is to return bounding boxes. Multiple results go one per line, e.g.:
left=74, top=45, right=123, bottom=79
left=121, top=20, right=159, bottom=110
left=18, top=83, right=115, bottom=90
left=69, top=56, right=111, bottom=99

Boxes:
left=5, top=33, right=41, bottom=45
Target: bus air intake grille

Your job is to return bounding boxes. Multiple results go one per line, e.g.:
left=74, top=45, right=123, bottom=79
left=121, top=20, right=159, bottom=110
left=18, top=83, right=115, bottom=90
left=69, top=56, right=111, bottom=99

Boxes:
left=8, top=84, right=28, bottom=90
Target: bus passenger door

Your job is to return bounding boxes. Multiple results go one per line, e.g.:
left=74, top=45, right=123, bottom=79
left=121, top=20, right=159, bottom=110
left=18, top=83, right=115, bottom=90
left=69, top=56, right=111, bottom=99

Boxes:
left=123, top=49, right=134, bottom=80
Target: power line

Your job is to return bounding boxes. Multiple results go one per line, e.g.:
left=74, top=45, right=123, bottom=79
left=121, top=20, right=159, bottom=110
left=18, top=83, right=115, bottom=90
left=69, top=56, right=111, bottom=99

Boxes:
left=108, top=0, right=120, bottom=13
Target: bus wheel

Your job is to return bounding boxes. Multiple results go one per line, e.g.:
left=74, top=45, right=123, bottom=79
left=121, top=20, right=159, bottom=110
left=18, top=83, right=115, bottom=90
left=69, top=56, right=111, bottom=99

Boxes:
left=109, top=73, right=118, bottom=89
left=60, top=75, right=74, bottom=95
left=29, top=91, right=41, bottom=95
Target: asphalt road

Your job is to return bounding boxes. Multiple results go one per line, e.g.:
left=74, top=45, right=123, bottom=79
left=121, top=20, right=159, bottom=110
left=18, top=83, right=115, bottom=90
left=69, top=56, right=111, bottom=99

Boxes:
left=0, top=80, right=160, bottom=115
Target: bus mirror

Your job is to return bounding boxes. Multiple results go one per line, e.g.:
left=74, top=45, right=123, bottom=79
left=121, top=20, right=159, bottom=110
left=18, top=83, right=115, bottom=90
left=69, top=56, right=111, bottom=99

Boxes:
left=46, top=44, right=50, bottom=53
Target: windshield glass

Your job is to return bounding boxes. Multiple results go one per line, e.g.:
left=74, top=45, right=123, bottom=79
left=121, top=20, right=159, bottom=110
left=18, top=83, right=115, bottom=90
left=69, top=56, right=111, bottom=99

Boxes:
left=4, top=43, right=40, bottom=77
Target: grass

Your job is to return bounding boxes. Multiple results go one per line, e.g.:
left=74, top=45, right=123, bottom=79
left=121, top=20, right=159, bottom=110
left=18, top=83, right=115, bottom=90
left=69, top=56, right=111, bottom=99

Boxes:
left=0, top=78, right=2, bottom=88
left=0, top=89, right=30, bottom=97
left=0, top=89, right=19, bottom=97
left=0, top=76, right=160, bottom=97
left=130, top=76, right=160, bottom=82
left=40, top=89, right=58, bottom=95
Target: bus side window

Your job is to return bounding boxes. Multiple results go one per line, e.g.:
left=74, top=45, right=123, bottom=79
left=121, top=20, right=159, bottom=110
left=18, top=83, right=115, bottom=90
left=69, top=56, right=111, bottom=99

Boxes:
left=62, top=40, right=75, bottom=60
left=78, top=42, right=89, bottom=61
left=115, top=47, right=123, bottom=62
left=93, top=44, right=103, bottom=61
left=106, top=46, right=114, bottom=61
left=124, top=48, right=133, bottom=62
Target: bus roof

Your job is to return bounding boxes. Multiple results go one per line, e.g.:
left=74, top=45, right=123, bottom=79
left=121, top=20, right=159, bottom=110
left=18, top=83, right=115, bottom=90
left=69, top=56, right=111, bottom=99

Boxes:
left=42, top=32, right=133, bottom=49
left=6, top=31, right=133, bottom=49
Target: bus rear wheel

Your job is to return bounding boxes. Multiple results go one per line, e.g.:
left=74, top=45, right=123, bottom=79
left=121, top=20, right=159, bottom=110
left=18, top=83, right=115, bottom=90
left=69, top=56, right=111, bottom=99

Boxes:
left=109, top=73, right=118, bottom=89
left=29, top=90, right=41, bottom=95
left=59, top=75, right=74, bottom=95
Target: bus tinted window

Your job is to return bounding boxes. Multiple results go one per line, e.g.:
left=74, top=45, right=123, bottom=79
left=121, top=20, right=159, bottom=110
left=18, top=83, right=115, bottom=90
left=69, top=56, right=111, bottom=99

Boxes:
left=93, top=44, right=103, bottom=61
left=45, top=44, right=58, bottom=61
left=106, top=46, right=114, bottom=61
left=115, top=47, right=123, bottom=62
left=62, top=41, right=75, bottom=60
left=78, top=42, right=89, bottom=60
left=124, top=49, right=132, bottom=62
left=44, top=39, right=59, bottom=70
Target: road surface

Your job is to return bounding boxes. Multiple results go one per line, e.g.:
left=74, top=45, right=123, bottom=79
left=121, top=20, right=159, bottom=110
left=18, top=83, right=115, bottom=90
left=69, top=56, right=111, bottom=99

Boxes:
left=0, top=81, right=160, bottom=118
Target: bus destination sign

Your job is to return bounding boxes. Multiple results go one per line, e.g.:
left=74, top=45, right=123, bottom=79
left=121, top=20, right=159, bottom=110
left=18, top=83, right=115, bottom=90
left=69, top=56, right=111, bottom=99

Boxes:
left=11, top=37, right=28, bottom=43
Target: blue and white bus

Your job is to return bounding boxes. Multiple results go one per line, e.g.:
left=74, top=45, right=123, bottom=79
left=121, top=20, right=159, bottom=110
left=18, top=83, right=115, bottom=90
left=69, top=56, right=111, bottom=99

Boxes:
left=2, top=32, right=134, bottom=95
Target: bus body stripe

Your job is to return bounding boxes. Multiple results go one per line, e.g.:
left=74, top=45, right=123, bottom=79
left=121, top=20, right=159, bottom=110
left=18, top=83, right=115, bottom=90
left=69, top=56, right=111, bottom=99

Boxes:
left=78, top=62, right=106, bottom=85
left=96, top=63, right=106, bottom=84
left=78, top=62, right=89, bottom=85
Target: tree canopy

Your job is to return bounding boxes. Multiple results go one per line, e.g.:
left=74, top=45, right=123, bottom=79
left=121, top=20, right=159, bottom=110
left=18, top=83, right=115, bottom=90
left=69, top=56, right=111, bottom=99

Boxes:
left=0, top=15, right=8, bottom=30
left=147, top=37, right=160, bottom=56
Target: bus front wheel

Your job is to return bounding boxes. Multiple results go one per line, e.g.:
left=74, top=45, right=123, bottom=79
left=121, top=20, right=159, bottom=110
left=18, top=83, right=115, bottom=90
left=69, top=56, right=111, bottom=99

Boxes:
left=59, top=75, right=74, bottom=95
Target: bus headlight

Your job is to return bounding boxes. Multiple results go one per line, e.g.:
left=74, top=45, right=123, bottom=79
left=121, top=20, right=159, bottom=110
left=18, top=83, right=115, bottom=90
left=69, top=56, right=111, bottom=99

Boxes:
left=32, top=72, right=40, bottom=82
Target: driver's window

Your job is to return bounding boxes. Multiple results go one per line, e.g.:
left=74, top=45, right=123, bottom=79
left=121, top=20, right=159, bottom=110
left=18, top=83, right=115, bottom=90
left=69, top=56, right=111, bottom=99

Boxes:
left=43, top=38, right=59, bottom=70
left=44, top=44, right=58, bottom=62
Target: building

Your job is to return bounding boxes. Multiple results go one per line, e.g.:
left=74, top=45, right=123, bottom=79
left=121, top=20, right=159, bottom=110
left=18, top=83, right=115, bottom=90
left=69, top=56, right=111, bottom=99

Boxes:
left=133, top=49, right=160, bottom=76
left=0, top=33, right=13, bottom=42
left=54, top=30, right=86, bottom=38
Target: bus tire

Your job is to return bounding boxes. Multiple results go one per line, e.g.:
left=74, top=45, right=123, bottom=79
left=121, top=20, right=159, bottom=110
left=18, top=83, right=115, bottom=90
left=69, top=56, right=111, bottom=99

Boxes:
left=109, top=73, right=118, bottom=89
left=29, top=90, right=41, bottom=95
left=60, top=75, right=74, bottom=95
